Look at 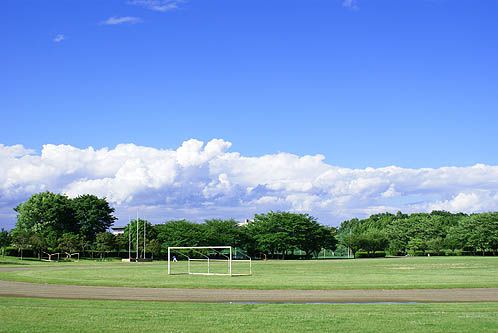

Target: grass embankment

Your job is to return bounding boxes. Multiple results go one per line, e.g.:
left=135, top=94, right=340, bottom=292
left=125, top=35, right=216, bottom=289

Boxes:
left=1, top=256, right=498, bottom=290
left=1, top=297, right=498, bottom=333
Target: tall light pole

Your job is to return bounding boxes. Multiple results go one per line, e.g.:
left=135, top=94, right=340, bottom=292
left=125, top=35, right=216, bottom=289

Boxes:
left=143, top=218, right=146, bottom=259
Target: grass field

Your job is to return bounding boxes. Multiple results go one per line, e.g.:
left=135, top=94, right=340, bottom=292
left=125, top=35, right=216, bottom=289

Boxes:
left=1, top=256, right=498, bottom=290
left=1, top=297, right=498, bottom=333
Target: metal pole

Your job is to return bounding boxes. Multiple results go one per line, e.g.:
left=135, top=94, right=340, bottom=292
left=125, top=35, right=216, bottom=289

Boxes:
left=349, top=227, right=352, bottom=259
left=167, top=247, right=171, bottom=274
left=143, top=218, right=146, bottom=259
left=229, top=247, right=232, bottom=276
left=136, top=211, right=139, bottom=261
left=128, top=217, right=131, bottom=259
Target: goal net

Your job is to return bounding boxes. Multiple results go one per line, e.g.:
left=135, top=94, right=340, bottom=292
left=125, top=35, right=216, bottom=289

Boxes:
left=167, top=246, right=252, bottom=276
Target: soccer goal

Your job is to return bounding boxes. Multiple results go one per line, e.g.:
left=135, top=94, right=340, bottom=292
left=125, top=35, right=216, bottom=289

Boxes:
left=64, top=252, right=80, bottom=262
left=41, top=252, right=60, bottom=262
left=167, top=246, right=252, bottom=276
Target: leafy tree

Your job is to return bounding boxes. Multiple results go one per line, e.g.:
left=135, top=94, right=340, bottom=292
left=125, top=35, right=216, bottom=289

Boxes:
left=458, top=213, right=498, bottom=255
left=72, top=194, right=116, bottom=243
left=14, top=192, right=77, bottom=238
left=0, top=228, right=10, bottom=256
left=147, top=239, right=162, bottom=260
left=426, top=237, right=445, bottom=255
left=28, top=232, right=51, bottom=259
left=59, top=233, right=82, bottom=254
left=357, top=230, right=389, bottom=256
left=246, top=212, right=295, bottom=258
left=444, top=227, right=465, bottom=253
left=321, top=226, right=339, bottom=253
left=407, top=238, right=427, bottom=255
left=115, top=233, right=129, bottom=257
left=203, top=219, right=242, bottom=247
left=95, top=232, right=115, bottom=259
left=290, top=216, right=336, bottom=258
left=155, top=220, right=205, bottom=248
left=10, top=228, right=30, bottom=259
left=337, top=218, right=361, bottom=257
left=246, top=212, right=333, bottom=258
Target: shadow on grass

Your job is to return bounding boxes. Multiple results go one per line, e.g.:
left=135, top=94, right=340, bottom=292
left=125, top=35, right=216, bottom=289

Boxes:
left=0, top=261, right=30, bottom=265
left=0, top=257, right=42, bottom=265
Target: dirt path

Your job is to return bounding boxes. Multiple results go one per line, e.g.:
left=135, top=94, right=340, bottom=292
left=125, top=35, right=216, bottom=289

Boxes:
left=1, top=279, right=498, bottom=303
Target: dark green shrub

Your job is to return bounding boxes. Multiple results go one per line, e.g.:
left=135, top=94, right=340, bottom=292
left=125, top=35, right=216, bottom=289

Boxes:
left=355, top=251, right=386, bottom=258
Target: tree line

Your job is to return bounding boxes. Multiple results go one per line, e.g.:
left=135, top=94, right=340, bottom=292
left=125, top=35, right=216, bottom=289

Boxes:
left=1, top=192, right=336, bottom=259
left=337, top=211, right=498, bottom=257
left=2, top=192, right=498, bottom=260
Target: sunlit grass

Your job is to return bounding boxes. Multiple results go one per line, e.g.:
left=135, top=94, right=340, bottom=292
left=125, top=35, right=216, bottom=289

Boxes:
left=2, top=256, right=498, bottom=290
left=1, top=297, right=498, bottom=333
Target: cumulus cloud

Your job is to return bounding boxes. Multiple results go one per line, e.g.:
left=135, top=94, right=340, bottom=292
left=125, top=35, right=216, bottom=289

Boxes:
left=1, top=139, right=498, bottom=228
left=129, top=0, right=183, bottom=12
left=101, top=16, right=142, bottom=25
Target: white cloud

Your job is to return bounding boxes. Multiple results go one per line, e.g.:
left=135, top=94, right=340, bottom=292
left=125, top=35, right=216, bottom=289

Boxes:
left=129, top=0, right=183, bottom=12
left=101, top=16, right=142, bottom=25
left=53, top=34, right=65, bottom=43
left=1, top=139, right=498, bottom=228
left=342, top=0, right=359, bottom=10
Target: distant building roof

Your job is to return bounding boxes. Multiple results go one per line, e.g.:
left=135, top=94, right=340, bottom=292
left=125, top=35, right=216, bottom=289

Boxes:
left=110, top=227, right=125, bottom=235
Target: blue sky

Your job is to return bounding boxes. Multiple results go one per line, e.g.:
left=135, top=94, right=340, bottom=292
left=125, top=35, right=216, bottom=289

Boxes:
left=1, top=0, right=498, bottom=227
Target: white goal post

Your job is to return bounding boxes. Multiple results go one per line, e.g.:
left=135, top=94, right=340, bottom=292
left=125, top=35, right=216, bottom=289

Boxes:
left=167, top=246, right=252, bottom=276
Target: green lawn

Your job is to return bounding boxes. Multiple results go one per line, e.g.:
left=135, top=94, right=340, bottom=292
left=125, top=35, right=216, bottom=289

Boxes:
left=1, top=297, right=497, bottom=333
left=1, top=256, right=498, bottom=290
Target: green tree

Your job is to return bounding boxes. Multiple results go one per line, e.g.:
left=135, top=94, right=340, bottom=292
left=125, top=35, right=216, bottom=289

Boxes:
left=320, top=226, right=339, bottom=254
left=14, top=192, right=77, bottom=239
left=10, top=228, right=30, bottom=259
left=357, top=230, right=389, bottom=256
left=71, top=194, right=116, bottom=243
left=458, top=213, right=498, bottom=255
left=246, top=212, right=294, bottom=258
left=28, top=232, right=53, bottom=259
left=203, top=219, right=242, bottom=247
left=115, top=233, right=129, bottom=257
left=288, top=215, right=337, bottom=258
left=407, top=238, right=427, bottom=255
left=95, top=232, right=115, bottom=259
left=155, top=220, right=205, bottom=248
left=426, top=237, right=445, bottom=255
left=0, top=228, right=10, bottom=256
left=58, top=233, right=82, bottom=254
left=337, top=218, right=361, bottom=257
left=246, top=212, right=332, bottom=258
left=147, top=239, right=162, bottom=260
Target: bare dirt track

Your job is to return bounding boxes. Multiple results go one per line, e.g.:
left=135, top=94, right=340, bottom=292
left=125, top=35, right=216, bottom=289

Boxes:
left=1, top=279, right=498, bottom=303
left=1, top=265, right=498, bottom=303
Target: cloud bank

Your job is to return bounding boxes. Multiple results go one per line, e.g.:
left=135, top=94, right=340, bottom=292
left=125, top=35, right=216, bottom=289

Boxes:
left=1, top=139, right=498, bottom=227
